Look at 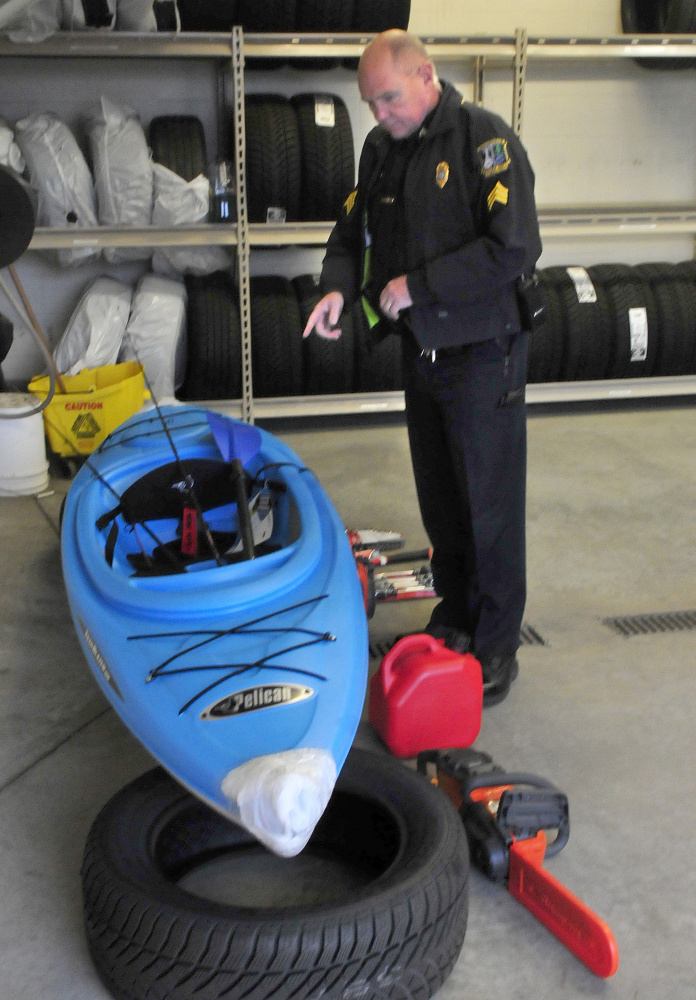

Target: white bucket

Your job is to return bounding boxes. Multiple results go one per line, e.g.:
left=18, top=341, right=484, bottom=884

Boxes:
left=0, top=392, right=49, bottom=497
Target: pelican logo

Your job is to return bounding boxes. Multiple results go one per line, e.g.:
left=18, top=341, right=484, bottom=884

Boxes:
left=201, top=684, right=313, bottom=719
left=435, top=161, right=449, bottom=189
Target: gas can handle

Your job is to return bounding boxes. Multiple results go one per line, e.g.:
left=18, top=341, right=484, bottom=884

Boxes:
left=380, top=633, right=442, bottom=693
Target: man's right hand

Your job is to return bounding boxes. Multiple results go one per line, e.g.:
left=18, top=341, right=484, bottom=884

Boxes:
left=302, top=291, right=345, bottom=340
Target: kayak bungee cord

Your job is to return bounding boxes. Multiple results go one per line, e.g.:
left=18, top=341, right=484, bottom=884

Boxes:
left=128, top=594, right=335, bottom=715
left=175, top=637, right=332, bottom=715
left=131, top=594, right=333, bottom=679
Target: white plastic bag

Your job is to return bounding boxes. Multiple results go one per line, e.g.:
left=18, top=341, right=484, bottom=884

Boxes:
left=119, top=274, right=186, bottom=401
left=53, top=277, right=133, bottom=375
left=221, top=748, right=337, bottom=857
left=151, top=163, right=230, bottom=277
left=87, top=96, right=153, bottom=263
left=61, top=0, right=116, bottom=29
left=116, top=0, right=178, bottom=31
left=0, top=119, right=25, bottom=175
left=5, top=0, right=60, bottom=42
left=14, top=112, right=101, bottom=268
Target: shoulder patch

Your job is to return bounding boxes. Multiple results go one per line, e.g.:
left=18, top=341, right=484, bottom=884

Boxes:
left=343, top=188, right=357, bottom=215
left=477, top=138, right=511, bottom=178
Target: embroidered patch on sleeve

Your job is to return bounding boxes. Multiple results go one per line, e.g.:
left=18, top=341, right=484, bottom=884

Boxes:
left=477, top=138, right=511, bottom=177
left=343, top=188, right=357, bottom=215
left=487, top=180, right=509, bottom=211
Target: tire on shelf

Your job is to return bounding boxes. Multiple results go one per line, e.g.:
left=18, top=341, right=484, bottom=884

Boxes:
left=81, top=749, right=470, bottom=1000
left=295, top=0, right=355, bottom=69
left=290, top=93, right=355, bottom=222
left=635, top=262, right=693, bottom=375
left=668, top=264, right=696, bottom=373
left=621, top=0, right=696, bottom=68
left=352, top=0, right=411, bottom=33
left=149, top=115, right=208, bottom=182
left=179, top=271, right=242, bottom=400
left=176, top=0, right=236, bottom=31
left=293, top=274, right=355, bottom=394
left=587, top=264, right=659, bottom=379
left=244, top=96, right=302, bottom=223
left=353, top=303, right=404, bottom=391
left=344, top=0, right=411, bottom=68
left=544, top=266, right=614, bottom=381
left=530, top=270, right=566, bottom=383
left=250, top=275, right=304, bottom=396
left=238, top=0, right=297, bottom=69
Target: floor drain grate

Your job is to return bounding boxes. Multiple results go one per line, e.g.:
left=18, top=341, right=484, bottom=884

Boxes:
left=603, top=610, right=696, bottom=637
left=369, top=623, right=545, bottom=660
left=520, top=623, right=546, bottom=647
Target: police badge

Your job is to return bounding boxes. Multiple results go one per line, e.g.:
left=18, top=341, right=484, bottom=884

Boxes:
left=435, top=161, right=449, bottom=189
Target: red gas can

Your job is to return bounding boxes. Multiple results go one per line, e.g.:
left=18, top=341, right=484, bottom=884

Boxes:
left=369, top=634, right=483, bottom=758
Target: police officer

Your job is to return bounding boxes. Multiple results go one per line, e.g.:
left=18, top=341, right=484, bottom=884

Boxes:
left=303, top=30, right=542, bottom=706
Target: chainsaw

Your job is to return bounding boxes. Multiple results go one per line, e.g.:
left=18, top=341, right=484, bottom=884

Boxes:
left=417, top=747, right=619, bottom=978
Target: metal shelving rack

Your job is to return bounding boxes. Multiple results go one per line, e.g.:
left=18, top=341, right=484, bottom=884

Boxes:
left=5, top=29, right=696, bottom=418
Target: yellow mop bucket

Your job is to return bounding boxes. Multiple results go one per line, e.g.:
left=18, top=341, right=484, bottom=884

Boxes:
left=29, top=361, right=148, bottom=457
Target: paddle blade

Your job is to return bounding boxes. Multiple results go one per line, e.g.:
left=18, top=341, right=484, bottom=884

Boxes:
left=207, top=412, right=262, bottom=465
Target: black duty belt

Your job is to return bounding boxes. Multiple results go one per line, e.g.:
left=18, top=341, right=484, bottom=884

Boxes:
left=419, top=345, right=469, bottom=362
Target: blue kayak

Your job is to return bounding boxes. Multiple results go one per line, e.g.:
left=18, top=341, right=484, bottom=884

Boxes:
left=61, top=405, right=368, bottom=855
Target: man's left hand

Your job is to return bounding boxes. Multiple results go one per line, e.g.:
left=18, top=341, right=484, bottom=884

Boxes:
left=379, top=275, right=412, bottom=320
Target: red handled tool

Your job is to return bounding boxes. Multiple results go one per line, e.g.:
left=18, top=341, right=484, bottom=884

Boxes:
left=417, top=748, right=619, bottom=978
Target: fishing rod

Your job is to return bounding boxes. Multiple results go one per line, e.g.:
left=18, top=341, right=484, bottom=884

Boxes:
left=122, top=331, right=225, bottom=567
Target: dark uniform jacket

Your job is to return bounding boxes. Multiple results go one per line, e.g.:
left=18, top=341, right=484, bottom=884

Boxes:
left=321, top=81, right=543, bottom=350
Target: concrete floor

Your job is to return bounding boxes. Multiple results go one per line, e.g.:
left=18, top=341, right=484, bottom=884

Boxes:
left=2, top=400, right=696, bottom=999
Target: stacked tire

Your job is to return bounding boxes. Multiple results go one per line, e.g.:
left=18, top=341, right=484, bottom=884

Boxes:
left=244, top=94, right=354, bottom=224
left=621, top=0, right=696, bottom=69
left=176, top=0, right=411, bottom=36
left=528, top=261, right=696, bottom=384
left=178, top=271, right=404, bottom=399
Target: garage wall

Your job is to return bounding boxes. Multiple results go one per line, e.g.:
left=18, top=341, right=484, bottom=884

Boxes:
left=2, top=1, right=695, bottom=382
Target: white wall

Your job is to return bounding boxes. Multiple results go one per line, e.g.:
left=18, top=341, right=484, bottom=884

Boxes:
left=409, top=0, right=622, bottom=36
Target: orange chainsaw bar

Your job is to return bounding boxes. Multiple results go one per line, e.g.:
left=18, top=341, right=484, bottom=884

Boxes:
left=430, top=755, right=619, bottom=979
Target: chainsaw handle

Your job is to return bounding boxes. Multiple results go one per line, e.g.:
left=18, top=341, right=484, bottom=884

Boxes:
left=461, top=771, right=556, bottom=798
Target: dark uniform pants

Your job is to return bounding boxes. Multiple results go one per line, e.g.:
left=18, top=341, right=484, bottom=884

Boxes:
left=402, top=332, right=528, bottom=661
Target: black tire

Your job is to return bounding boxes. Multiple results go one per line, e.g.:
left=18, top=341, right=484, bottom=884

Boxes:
left=244, top=96, right=302, bottom=223
left=544, top=266, right=613, bottom=381
left=635, top=263, right=693, bottom=375
left=621, top=0, right=696, bottom=68
left=81, top=749, right=469, bottom=1000
left=354, top=304, right=404, bottom=391
left=180, top=271, right=242, bottom=400
left=238, top=0, right=296, bottom=69
left=237, top=0, right=296, bottom=30
left=352, top=0, right=410, bottom=32
left=343, top=0, right=411, bottom=68
left=250, top=275, right=304, bottom=396
left=149, top=116, right=208, bottom=182
left=290, top=94, right=355, bottom=222
left=294, top=274, right=356, bottom=394
left=530, top=271, right=566, bottom=382
left=177, top=0, right=237, bottom=31
left=667, top=267, right=696, bottom=373
left=295, top=0, right=355, bottom=69
left=587, top=264, right=659, bottom=378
